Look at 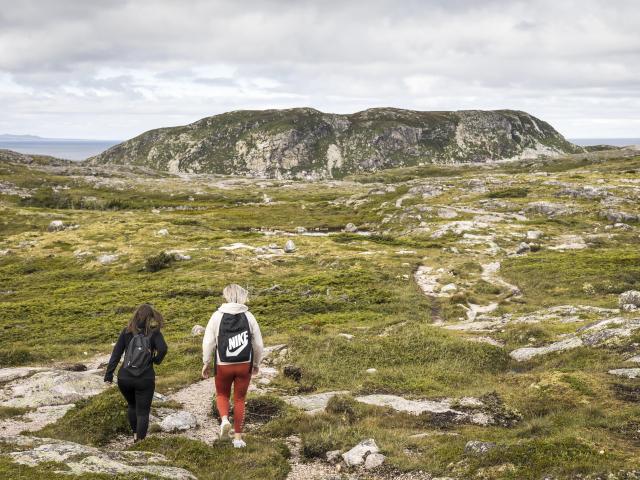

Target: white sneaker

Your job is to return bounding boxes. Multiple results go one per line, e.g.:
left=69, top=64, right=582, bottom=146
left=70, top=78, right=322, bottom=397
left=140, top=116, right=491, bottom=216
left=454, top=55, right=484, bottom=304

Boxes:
left=232, top=438, right=247, bottom=448
left=219, top=418, right=231, bottom=439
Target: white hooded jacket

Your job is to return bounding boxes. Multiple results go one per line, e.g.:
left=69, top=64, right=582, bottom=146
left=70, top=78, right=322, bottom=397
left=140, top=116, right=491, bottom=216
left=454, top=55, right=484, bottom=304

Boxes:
left=202, top=303, right=264, bottom=368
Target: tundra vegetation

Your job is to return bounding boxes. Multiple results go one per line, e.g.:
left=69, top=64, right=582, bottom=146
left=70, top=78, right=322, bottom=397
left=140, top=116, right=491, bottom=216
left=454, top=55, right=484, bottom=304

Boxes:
left=0, top=146, right=640, bottom=479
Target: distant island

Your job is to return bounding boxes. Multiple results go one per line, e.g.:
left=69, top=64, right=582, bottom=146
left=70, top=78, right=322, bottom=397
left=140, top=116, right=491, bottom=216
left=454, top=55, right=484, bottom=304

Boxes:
left=87, top=107, right=584, bottom=179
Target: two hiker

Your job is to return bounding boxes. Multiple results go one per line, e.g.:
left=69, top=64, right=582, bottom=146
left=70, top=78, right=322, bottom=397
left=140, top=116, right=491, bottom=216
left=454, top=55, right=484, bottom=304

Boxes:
left=104, top=284, right=263, bottom=448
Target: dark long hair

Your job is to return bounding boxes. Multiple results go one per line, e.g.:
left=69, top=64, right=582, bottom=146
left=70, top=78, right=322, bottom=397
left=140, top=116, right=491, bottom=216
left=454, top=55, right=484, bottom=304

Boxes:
left=127, top=304, right=164, bottom=335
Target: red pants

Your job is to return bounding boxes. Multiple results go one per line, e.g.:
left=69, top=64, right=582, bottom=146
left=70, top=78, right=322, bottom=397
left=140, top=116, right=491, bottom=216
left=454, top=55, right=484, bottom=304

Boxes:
left=215, top=363, right=252, bottom=433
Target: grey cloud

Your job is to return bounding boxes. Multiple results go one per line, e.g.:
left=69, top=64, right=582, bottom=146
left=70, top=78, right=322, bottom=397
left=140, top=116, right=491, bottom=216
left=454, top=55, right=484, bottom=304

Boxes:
left=0, top=0, right=638, bottom=138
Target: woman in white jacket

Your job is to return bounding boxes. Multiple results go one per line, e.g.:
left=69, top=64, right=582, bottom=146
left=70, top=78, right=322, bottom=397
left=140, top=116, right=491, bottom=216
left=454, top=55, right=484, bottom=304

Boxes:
left=201, top=284, right=264, bottom=448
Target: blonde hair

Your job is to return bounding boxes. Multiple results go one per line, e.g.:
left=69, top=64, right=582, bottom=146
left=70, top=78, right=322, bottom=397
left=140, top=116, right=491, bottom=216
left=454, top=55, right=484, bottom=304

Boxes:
left=222, top=284, right=249, bottom=304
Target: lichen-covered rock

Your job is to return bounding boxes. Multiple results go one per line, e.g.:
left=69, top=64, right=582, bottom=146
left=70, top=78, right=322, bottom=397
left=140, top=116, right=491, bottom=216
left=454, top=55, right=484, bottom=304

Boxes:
left=191, top=325, right=205, bottom=336
left=464, top=440, right=497, bottom=455
left=344, top=222, right=358, bottom=233
left=342, top=438, right=379, bottom=467
left=97, top=254, right=119, bottom=265
left=1, top=436, right=196, bottom=479
left=619, top=291, right=640, bottom=310
left=48, top=220, right=66, bottom=232
left=158, top=410, right=198, bottom=432
left=510, top=337, right=583, bottom=362
left=609, top=368, right=640, bottom=379
left=284, top=240, right=296, bottom=253
left=364, top=452, right=386, bottom=469
left=87, top=108, right=581, bottom=179
left=283, top=391, right=350, bottom=414
left=0, top=370, right=108, bottom=408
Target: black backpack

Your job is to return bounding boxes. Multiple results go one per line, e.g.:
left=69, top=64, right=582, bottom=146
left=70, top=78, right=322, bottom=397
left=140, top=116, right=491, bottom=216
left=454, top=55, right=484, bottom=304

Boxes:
left=122, top=332, right=153, bottom=376
left=217, top=313, right=252, bottom=364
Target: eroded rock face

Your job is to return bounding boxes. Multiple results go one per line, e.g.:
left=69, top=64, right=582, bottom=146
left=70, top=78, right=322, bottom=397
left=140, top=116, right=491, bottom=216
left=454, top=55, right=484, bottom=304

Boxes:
left=1, top=436, right=196, bottom=480
left=87, top=108, right=580, bottom=179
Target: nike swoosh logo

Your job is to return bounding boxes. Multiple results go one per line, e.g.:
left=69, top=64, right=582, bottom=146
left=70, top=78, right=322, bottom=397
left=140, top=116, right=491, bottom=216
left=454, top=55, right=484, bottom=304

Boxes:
left=226, top=338, right=249, bottom=357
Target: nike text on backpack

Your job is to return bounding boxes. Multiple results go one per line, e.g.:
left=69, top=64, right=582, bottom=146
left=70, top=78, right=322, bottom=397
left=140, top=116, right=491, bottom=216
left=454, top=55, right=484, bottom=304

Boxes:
left=217, top=312, right=253, bottom=364
left=122, top=333, right=153, bottom=376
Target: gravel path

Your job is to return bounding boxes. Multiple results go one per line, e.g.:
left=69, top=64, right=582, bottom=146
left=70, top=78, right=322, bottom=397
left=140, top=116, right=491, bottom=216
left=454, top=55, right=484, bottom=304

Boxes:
left=168, top=378, right=220, bottom=444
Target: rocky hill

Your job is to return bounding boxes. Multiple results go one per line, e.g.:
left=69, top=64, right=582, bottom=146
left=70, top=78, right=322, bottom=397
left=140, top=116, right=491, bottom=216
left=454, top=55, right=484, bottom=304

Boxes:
left=87, top=108, right=582, bottom=178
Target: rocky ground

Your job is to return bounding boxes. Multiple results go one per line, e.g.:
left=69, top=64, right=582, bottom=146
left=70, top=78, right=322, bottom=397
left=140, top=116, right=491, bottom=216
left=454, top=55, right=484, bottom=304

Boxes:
left=1, top=148, right=640, bottom=479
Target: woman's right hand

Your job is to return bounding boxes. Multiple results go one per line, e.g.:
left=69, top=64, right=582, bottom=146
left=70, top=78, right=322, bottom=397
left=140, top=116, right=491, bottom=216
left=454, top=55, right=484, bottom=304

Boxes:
left=201, top=363, right=211, bottom=379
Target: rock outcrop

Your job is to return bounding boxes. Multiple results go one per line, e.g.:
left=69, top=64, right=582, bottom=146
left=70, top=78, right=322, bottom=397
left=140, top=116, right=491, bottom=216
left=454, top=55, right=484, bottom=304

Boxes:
left=87, top=108, right=581, bottom=179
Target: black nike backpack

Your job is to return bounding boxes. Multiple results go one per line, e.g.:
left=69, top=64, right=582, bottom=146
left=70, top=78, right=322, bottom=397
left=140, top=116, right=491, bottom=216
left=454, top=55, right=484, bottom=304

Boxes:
left=122, top=332, right=153, bottom=376
left=217, top=312, right=253, bottom=364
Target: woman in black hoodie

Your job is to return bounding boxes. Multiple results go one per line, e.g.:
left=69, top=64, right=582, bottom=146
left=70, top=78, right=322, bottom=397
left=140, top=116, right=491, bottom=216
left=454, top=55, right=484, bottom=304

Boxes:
left=104, top=304, right=168, bottom=442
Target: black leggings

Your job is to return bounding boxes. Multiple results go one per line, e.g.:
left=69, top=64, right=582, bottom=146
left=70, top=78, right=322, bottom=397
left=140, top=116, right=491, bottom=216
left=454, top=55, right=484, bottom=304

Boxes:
left=117, top=375, right=155, bottom=440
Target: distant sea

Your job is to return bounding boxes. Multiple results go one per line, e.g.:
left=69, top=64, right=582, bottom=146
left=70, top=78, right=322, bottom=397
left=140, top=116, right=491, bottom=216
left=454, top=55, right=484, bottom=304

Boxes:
left=1, top=137, right=637, bottom=162
left=570, top=138, right=640, bottom=147
left=0, top=140, right=120, bottom=161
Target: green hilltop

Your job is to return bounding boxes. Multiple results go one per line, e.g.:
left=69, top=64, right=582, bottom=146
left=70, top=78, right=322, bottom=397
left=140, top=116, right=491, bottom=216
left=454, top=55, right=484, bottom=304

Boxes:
left=87, top=108, right=582, bottom=178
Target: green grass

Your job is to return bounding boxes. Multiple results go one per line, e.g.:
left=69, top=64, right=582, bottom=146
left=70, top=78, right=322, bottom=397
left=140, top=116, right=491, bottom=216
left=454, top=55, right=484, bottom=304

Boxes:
left=2, top=152, right=640, bottom=478
left=129, top=436, right=290, bottom=480
left=38, top=389, right=130, bottom=446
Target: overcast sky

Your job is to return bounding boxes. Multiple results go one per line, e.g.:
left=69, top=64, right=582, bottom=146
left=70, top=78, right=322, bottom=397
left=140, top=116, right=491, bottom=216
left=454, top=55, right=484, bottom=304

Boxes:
left=0, top=0, right=638, bottom=140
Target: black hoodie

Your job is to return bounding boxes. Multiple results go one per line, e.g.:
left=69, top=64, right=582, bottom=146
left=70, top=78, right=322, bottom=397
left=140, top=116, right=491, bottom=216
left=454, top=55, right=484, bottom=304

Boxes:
left=104, top=325, right=168, bottom=382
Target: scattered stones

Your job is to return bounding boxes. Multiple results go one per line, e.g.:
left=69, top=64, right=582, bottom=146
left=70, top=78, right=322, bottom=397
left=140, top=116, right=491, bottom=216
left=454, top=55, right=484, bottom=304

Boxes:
left=516, top=242, right=530, bottom=254
left=191, top=325, right=205, bottom=336
left=338, top=333, right=354, bottom=340
left=47, top=220, right=66, bottom=232
left=619, top=291, right=640, bottom=311
left=97, top=254, right=119, bottom=265
left=464, top=440, right=497, bottom=456
left=414, top=266, right=456, bottom=298
left=284, top=240, right=297, bottom=253
left=344, top=223, right=358, bottom=233
left=342, top=438, right=379, bottom=467
left=364, top=452, right=386, bottom=469
left=441, top=283, right=457, bottom=293
left=526, top=230, right=543, bottom=240
left=325, top=450, right=342, bottom=464
left=158, top=410, right=198, bottom=432
left=608, top=368, right=640, bottom=379
left=295, top=226, right=307, bottom=233
left=366, top=368, right=378, bottom=374
left=156, top=228, right=169, bottom=236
